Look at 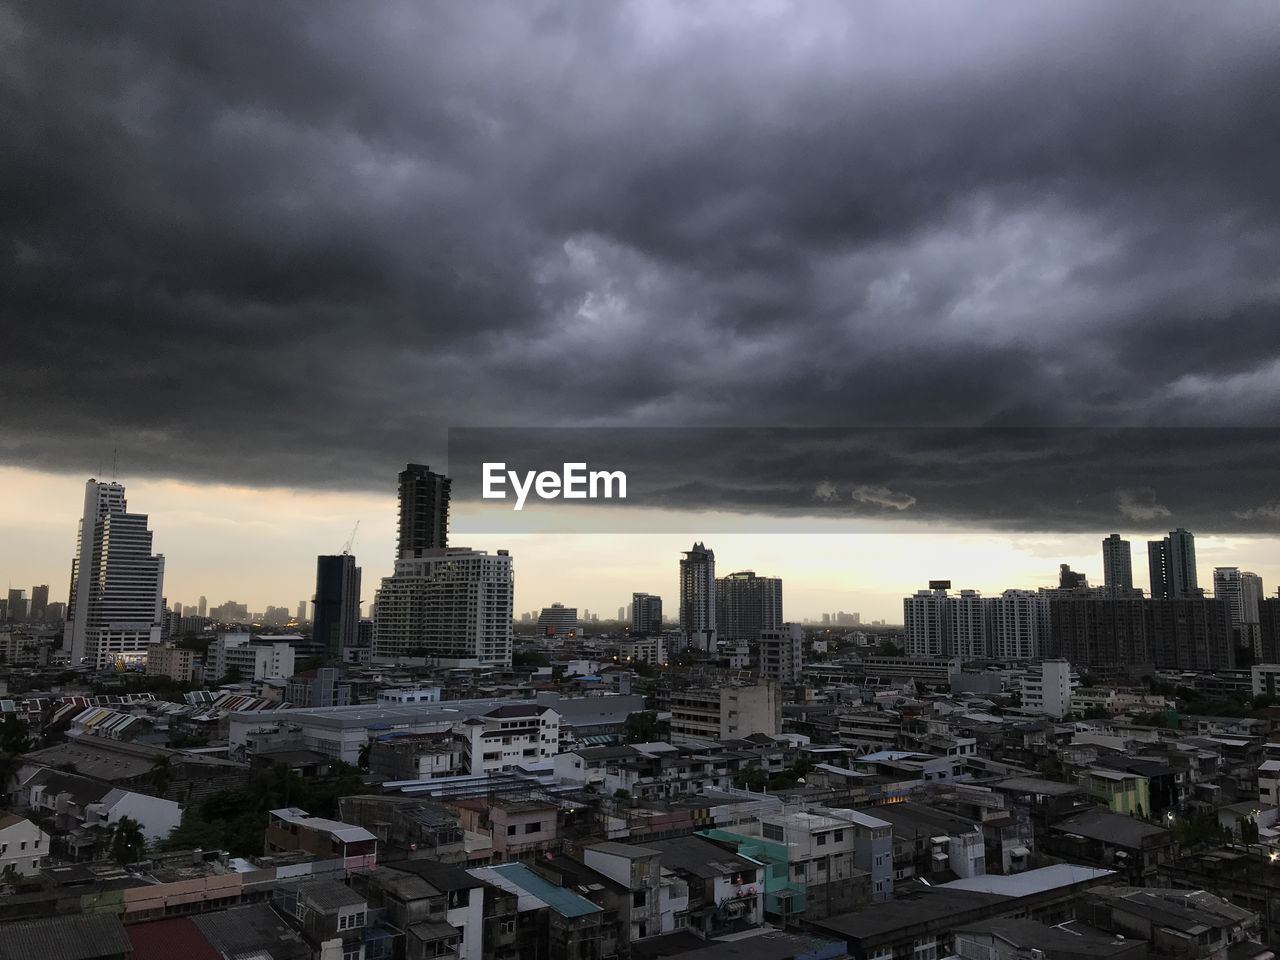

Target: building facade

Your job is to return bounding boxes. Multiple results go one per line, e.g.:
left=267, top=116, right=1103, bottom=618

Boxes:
left=679, top=543, right=717, bottom=651
left=716, top=571, right=783, bottom=643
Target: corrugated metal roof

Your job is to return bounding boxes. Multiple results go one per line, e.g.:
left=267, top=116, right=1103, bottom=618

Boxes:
left=0, top=913, right=131, bottom=960
left=481, top=863, right=602, bottom=918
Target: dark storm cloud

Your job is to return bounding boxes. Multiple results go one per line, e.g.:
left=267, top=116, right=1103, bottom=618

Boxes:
left=448, top=427, right=1280, bottom=536
left=3, top=0, right=1280, bottom=529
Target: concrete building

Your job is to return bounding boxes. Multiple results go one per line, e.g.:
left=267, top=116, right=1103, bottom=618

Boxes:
left=904, top=583, right=954, bottom=657
left=679, top=542, right=717, bottom=651
left=630, top=593, right=663, bottom=635
left=617, top=635, right=667, bottom=666
left=0, top=814, right=51, bottom=877
left=1102, top=534, right=1134, bottom=593
left=759, top=623, right=804, bottom=684
left=145, top=643, right=194, bottom=682
left=1019, top=659, right=1077, bottom=719
left=209, top=633, right=296, bottom=682
left=373, top=547, right=513, bottom=665
left=990, top=590, right=1050, bottom=660
left=537, top=603, right=579, bottom=638
left=313, top=553, right=361, bottom=661
left=265, top=807, right=378, bottom=870
left=716, top=571, right=783, bottom=643
left=64, top=479, right=166, bottom=667
left=285, top=667, right=352, bottom=707
left=1149, top=527, right=1198, bottom=599
left=669, top=682, right=781, bottom=739
left=398, top=463, right=451, bottom=558
left=455, top=703, right=560, bottom=774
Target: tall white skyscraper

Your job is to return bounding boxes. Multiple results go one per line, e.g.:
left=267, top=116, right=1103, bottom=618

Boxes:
left=65, top=479, right=165, bottom=667
left=679, top=542, right=717, bottom=651
left=990, top=589, right=1050, bottom=660
left=372, top=547, right=513, bottom=664
left=904, top=583, right=952, bottom=657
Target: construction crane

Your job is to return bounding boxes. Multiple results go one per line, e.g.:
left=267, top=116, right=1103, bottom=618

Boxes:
left=342, top=520, right=360, bottom=556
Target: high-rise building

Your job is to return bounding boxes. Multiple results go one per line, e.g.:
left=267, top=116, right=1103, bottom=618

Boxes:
left=1241, top=572, right=1264, bottom=656
left=989, top=589, right=1050, bottom=660
left=313, top=554, right=361, bottom=660
left=1058, top=565, right=1088, bottom=590
left=397, top=463, right=451, bottom=559
left=537, top=603, right=578, bottom=637
left=198, top=595, right=207, bottom=618
left=679, top=542, right=716, bottom=651
left=715, top=571, right=783, bottom=642
left=758, top=622, right=804, bottom=684
left=28, top=585, right=49, bottom=621
left=5, top=589, right=26, bottom=622
left=1149, top=528, right=1198, bottom=599
left=296, top=600, right=307, bottom=621
left=64, top=479, right=165, bottom=667
left=904, top=583, right=953, bottom=657
left=951, top=589, right=988, bottom=659
left=630, top=593, right=663, bottom=635
left=1102, top=534, right=1133, bottom=593
left=1048, top=592, right=1151, bottom=684
left=373, top=547, right=513, bottom=664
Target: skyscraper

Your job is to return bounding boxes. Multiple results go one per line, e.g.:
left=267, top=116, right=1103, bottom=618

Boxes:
left=679, top=542, right=716, bottom=651
left=1148, top=528, right=1198, bottom=599
left=198, top=595, right=207, bottom=618
left=313, top=553, right=361, bottom=660
left=397, top=463, right=451, bottom=559
left=5, top=589, right=27, bottom=621
left=64, top=479, right=165, bottom=667
left=297, top=600, right=308, bottom=621
left=1102, top=534, right=1133, bottom=593
left=631, top=592, right=663, bottom=635
left=29, top=584, right=49, bottom=621
left=715, top=571, right=782, bottom=642
left=373, top=547, right=513, bottom=663
left=1058, top=564, right=1088, bottom=589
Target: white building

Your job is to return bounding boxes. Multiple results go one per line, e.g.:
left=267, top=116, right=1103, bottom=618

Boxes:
left=904, top=584, right=952, bottom=657
left=64, top=479, right=165, bottom=667
left=990, top=590, right=1050, bottom=660
left=455, top=704, right=560, bottom=775
left=951, top=590, right=988, bottom=660
left=618, top=636, right=666, bottom=666
left=668, top=682, right=781, bottom=739
left=373, top=547, right=513, bottom=664
left=1020, top=659, right=1077, bottom=719
left=209, top=633, right=296, bottom=682
left=758, top=623, right=804, bottom=684
left=0, top=814, right=50, bottom=877
left=376, top=686, right=442, bottom=704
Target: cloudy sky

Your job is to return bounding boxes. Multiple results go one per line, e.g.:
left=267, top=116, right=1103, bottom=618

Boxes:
left=3, top=1, right=1279, bottom=620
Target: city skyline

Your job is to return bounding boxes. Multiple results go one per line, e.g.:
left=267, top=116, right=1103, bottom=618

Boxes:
left=6, top=463, right=1280, bottom=626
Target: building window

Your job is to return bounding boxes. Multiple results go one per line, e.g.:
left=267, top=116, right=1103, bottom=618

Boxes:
left=815, top=833, right=827, bottom=846
left=833, top=829, right=844, bottom=842
left=525, top=822, right=541, bottom=834
left=633, top=890, right=646, bottom=907
left=762, top=823, right=784, bottom=842
left=507, top=825, right=518, bottom=836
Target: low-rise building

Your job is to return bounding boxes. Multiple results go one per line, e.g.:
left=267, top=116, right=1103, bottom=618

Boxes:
left=145, top=643, right=194, bottom=682
left=0, top=814, right=51, bottom=877
left=668, top=683, right=781, bottom=739
left=265, top=807, right=378, bottom=870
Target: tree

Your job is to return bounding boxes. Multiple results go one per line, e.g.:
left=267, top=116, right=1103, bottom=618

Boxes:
left=0, top=716, right=30, bottom=810
left=150, top=756, right=172, bottom=798
left=111, top=817, right=146, bottom=865
left=624, top=711, right=666, bottom=744
left=357, top=743, right=371, bottom=771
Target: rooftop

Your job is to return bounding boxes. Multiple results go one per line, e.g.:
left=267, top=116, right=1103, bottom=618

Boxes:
left=940, top=864, right=1114, bottom=896
left=472, top=862, right=602, bottom=918
left=0, top=914, right=131, bottom=960
left=1053, top=808, right=1171, bottom=848
left=647, top=835, right=763, bottom=880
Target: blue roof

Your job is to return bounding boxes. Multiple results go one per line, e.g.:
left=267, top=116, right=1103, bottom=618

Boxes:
left=489, top=863, right=601, bottom=918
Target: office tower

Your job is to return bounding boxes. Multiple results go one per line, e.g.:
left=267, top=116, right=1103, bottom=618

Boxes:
left=679, top=542, right=717, bottom=651
left=715, top=571, right=783, bottom=642
left=297, top=600, right=307, bottom=621
left=631, top=593, right=663, bottom=635
left=1102, top=534, right=1133, bottom=593
left=64, top=479, right=165, bottom=667
left=1058, top=564, right=1088, bottom=589
left=313, top=554, right=361, bottom=660
left=618, top=606, right=625, bottom=621
left=1149, top=528, right=1198, bottom=599
left=758, top=622, right=804, bottom=683
left=373, top=547, right=513, bottom=664
left=1215, top=567, right=1244, bottom=638
left=181, top=605, right=196, bottom=617
left=5, top=589, right=26, bottom=621
left=989, top=589, right=1050, bottom=660
left=171, top=599, right=181, bottom=615
left=904, top=583, right=953, bottom=657
left=198, top=595, right=207, bottom=618
left=397, top=464, right=451, bottom=559
left=28, top=585, right=49, bottom=621
left=537, top=603, right=578, bottom=637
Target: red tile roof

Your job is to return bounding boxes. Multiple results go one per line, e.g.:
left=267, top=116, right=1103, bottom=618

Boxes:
left=126, top=917, right=221, bottom=960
